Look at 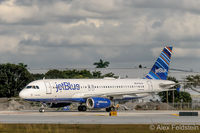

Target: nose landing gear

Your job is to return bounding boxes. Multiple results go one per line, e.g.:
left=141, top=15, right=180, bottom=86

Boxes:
left=39, top=103, right=46, bottom=113
left=39, top=108, right=45, bottom=113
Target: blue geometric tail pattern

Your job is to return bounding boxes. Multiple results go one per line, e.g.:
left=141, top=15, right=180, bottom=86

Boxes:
left=144, top=46, right=173, bottom=80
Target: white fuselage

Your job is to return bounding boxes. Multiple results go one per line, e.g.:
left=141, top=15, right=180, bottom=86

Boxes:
left=19, top=46, right=175, bottom=112
left=19, top=78, right=175, bottom=103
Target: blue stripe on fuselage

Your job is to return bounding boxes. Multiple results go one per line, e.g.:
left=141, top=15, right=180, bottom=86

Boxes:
left=25, top=97, right=144, bottom=103
left=24, top=98, right=87, bottom=103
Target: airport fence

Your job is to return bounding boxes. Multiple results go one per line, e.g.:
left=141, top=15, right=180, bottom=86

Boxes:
left=128, top=101, right=200, bottom=111
left=167, top=102, right=200, bottom=110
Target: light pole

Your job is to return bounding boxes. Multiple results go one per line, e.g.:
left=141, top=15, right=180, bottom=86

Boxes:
left=181, top=99, right=183, bottom=110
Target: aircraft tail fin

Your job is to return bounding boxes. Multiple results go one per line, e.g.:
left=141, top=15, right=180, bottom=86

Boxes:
left=144, top=46, right=173, bottom=80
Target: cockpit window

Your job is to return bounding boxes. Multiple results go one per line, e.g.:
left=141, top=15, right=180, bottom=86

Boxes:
left=26, top=85, right=40, bottom=89
left=26, top=86, right=32, bottom=89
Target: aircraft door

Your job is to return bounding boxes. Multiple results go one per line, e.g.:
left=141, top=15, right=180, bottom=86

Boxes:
left=147, top=80, right=153, bottom=92
left=44, top=81, right=52, bottom=94
left=88, top=84, right=95, bottom=91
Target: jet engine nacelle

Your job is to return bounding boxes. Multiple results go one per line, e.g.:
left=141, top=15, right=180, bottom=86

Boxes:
left=86, top=97, right=111, bottom=109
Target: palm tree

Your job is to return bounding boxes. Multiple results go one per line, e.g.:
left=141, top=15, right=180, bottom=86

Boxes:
left=18, top=63, right=28, bottom=68
left=93, top=59, right=110, bottom=68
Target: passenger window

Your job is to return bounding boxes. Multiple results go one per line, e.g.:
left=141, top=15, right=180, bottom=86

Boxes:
left=36, top=86, right=39, bottom=89
left=32, top=86, right=36, bottom=89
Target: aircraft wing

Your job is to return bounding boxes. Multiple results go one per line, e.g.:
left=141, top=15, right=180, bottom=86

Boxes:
left=73, top=91, right=147, bottom=98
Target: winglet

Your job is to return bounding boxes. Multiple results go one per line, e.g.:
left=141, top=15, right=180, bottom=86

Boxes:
left=145, top=46, right=173, bottom=80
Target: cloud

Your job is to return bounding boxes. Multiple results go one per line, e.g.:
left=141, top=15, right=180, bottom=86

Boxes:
left=0, top=36, right=19, bottom=53
left=1, top=0, right=200, bottom=71
left=174, top=48, right=200, bottom=58
left=156, top=13, right=200, bottom=41
left=0, top=0, right=38, bottom=23
left=151, top=46, right=200, bottom=59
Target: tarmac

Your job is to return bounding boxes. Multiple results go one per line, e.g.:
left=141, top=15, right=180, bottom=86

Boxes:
left=0, top=110, right=200, bottom=124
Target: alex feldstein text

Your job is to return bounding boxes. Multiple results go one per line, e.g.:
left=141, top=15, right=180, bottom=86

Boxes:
left=149, top=124, right=199, bottom=131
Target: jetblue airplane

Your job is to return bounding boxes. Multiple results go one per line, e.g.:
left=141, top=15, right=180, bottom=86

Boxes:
left=19, top=46, right=175, bottom=112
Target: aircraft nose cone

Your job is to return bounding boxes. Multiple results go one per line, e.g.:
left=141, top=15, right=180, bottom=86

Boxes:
left=19, top=90, right=26, bottom=99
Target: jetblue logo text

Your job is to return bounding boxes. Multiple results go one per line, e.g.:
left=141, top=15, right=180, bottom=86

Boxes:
left=56, top=82, right=80, bottom=92
left=155, top=68, right=167, bottom=74
left=98, top=101, right=108, bottom=104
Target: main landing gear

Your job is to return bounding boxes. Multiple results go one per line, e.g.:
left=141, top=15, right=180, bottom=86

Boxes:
left=106, top=107, right=114, bottom=112
left=106, top=104, right=119, bottom=112
left=78, top=105, right=87, bottom=111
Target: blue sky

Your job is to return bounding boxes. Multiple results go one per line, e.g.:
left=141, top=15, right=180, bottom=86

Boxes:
left=0, top=0, right=200, bottom=71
